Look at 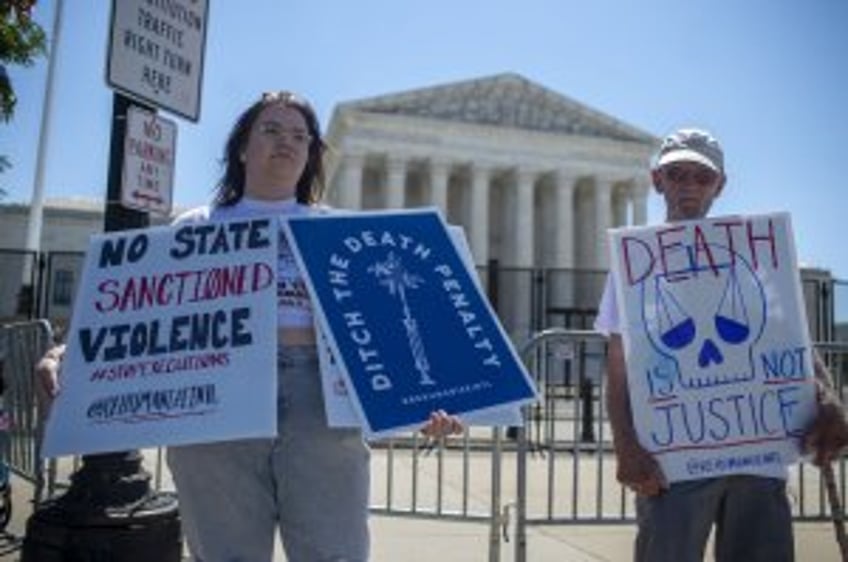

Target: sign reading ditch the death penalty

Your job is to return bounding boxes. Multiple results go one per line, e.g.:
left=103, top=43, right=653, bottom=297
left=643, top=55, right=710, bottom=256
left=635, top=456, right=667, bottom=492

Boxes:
left=284, top=209, right=538, bottom=438
left=42, top=217, right=278, bottom=457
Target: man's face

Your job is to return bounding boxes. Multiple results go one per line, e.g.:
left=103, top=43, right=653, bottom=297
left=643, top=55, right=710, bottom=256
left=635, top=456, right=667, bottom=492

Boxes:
left=652, top=161, right=724, bottom=221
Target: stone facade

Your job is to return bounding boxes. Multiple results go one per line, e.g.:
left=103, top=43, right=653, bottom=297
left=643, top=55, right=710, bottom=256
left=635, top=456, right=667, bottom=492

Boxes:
left=323, top=73, right=657, bottom=271
left=2, top=74, right=660, bottom=338
left=322, top=74, right=658, bottom=337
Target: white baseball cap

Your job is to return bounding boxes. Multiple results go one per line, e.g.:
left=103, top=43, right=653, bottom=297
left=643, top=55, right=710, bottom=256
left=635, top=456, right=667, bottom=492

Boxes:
left=655, top=128, right=724, bottom=174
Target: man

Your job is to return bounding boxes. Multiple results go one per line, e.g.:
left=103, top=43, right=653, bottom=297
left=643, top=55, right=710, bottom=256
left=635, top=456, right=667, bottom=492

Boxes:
left=595, top=127, right=848, bottom=561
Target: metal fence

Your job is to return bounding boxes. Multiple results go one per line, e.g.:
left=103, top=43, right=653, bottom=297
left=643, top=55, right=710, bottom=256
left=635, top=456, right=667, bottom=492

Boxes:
left=508, top=329, right=848, bottom=561
left=0, top=320, right=54, bottom=504
left=3, top=248, right=843, bottom=347
left=2, top=322, right=848, bottom=561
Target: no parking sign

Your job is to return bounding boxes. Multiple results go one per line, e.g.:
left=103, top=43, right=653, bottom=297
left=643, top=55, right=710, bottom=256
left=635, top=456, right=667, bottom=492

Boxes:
left=121, top=106, right=176, bottom=216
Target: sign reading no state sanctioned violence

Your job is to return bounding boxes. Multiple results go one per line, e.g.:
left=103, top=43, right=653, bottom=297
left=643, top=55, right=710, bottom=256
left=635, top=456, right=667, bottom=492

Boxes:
left=284, top=209, right=538, bottom=437
left=42, top=217, right=279, bottom=457
left=608, top=212, right=817, bottom=482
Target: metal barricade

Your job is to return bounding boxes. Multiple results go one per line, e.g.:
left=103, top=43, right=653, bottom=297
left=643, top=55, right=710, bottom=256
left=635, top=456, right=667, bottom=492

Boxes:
left=1, top=319, right=54, bottom=504
left=511, top=330, right=848, bottom=561
left=25, top=323, right=848, bottom=561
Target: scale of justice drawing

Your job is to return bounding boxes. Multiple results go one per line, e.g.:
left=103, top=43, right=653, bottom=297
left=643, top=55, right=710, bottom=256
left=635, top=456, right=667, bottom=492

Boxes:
left=283, top=208, right=537, bottom=437
left=609, top=212, right=817, bottom=482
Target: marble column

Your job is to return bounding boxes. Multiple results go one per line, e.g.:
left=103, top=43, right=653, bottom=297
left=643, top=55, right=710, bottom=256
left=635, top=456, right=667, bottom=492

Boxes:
left=337, top=154, right=364, bottom=210
left=514, top=168, right=536, bottom=268
left=430, top=160, right=450, bottom=212
left=550, top=172, right=577, bottom=313
left=612, top=184, right=628, bottom=227
left=594, top=178, right=613, bottom=269
left=555, top=173, right=576, bottom=268
left=632, top=180, right=650, bottom=225
left=469, top=163, right=490, bottom=264
left=385, top=157, right=406, bottom=209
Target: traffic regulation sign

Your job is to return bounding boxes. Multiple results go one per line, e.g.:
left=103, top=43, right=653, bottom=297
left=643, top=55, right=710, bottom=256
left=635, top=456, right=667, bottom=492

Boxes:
left=121, top=106, right=176, bottom=216
left=107, top=0, right=209, bottom=121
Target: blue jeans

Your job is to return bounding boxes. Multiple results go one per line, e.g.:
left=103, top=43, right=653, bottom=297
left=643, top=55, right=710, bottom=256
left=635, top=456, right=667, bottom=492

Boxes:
left=635, top=475, right=793, bottom=562
left=168, top=346, right=370, bottom=562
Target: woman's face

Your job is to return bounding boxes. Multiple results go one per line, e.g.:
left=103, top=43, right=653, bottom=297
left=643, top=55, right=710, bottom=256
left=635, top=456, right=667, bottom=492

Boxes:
left=241, top=103, right=311, bottom=200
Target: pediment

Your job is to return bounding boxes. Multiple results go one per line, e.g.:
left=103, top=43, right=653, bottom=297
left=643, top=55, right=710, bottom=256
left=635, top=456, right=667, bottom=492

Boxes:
left=339, top=73, right=655, bottom=143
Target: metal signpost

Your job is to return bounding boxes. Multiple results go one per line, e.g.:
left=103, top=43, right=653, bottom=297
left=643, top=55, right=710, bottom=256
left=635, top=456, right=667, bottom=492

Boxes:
left=23, top=1, right=209, bottom=559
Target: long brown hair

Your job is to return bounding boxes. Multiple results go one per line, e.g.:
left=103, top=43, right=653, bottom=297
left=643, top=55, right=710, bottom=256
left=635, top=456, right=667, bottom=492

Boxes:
left=213, top=91, right=326, bottom=206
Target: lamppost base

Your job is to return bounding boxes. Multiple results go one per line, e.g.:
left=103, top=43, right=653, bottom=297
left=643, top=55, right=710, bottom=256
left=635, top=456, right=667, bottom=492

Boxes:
left=21, top=452, right=181, bottom=562
left=22, top=491, right=181, bottom=562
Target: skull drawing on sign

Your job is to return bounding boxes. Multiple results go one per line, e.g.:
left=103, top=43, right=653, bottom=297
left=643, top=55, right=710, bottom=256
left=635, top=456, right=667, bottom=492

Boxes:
left=640, top=243, right=767, bottom=397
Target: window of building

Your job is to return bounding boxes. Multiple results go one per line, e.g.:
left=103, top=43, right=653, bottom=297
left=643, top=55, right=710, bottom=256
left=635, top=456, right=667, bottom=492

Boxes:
left=52, top=269, right=74, bottom=306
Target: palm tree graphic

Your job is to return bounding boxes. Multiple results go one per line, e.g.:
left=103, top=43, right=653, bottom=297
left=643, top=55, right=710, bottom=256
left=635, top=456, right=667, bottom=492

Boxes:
left=368, top=252, right=436, bottom=386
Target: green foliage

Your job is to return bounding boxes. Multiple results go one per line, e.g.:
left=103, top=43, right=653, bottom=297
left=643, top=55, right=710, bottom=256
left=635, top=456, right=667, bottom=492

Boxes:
left=1, top=0, right=47, bottom=122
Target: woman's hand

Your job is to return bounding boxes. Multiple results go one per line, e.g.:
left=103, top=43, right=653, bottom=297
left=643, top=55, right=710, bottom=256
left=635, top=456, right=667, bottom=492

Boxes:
left=34, top=344, right=65, bottom=414
left=420, top=409, right=464, bottom=439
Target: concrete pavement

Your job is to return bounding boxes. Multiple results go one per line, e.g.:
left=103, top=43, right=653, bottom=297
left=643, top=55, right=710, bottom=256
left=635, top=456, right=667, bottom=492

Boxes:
left=1, top=469, right=845, bottom=561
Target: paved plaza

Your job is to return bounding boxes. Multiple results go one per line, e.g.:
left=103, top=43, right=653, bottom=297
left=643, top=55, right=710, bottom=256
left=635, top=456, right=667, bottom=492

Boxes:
left=1, top=441, right=845, bottom=561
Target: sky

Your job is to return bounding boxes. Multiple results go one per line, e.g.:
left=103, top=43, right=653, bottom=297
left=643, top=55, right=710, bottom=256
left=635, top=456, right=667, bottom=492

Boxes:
left=2, top=0, right=847, bottom=285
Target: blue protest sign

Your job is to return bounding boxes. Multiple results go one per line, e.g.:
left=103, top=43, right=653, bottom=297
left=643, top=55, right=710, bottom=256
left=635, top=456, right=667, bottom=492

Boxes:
left=284, top=209, right=537, bottom=436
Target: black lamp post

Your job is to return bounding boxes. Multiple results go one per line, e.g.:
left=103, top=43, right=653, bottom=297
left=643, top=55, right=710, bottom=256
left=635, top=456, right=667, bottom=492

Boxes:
left=21, top=93, right=181, bottom=561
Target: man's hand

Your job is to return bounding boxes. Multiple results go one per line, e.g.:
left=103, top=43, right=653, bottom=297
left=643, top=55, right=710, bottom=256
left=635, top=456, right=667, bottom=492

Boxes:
left=803, top=397, right=848, bottom=467
left=803, top=354, right=848, bottom=467
left=615, top=439, right=668, bottom=497
left=605, top=334, right=667, bottom=496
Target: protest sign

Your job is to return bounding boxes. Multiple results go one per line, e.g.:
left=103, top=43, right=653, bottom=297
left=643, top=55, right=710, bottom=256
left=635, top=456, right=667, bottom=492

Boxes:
left=317, top=224, right=522, bottom=429
left=42, top=218, right=278, bottom=457
left=609, top=212, right=817, bottom=482
left=285, top=209, right=536, bottom=437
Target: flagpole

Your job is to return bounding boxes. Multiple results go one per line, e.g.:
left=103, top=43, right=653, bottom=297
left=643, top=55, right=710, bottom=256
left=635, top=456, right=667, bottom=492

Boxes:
left=25, top=0, right=63, bottom=257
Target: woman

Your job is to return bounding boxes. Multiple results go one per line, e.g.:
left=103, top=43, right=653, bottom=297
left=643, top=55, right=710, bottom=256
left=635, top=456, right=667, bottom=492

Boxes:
left=167, top=91, right=461, bottom=562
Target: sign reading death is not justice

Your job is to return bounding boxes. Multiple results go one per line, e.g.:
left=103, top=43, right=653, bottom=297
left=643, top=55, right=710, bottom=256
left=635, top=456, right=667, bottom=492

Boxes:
left=609, top=212, right=817, bottom=482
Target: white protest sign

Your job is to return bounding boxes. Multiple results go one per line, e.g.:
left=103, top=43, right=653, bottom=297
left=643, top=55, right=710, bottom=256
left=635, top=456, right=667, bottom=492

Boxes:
left=42, top=218, right=278, bottom=457
left=609, top=212, right=817, bottom=482
left=121, top=106, right=176, bottom=216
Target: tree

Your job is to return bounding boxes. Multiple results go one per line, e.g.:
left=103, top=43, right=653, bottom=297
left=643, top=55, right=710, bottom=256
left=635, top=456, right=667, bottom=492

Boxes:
left=0, top=0, right=46, bottom=198
left=1, top=0, right=46, bottom=122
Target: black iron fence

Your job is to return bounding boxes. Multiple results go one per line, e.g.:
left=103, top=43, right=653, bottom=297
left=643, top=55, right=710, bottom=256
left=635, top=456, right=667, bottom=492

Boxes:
left=4, top=322, right=846, bottom=562
left=1, top=250, right=846, bottom=346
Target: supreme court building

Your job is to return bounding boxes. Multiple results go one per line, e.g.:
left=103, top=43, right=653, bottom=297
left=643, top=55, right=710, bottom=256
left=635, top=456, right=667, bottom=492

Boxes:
left=322, top=73, right=658, bottom=338
left=1, top=74, right=661, bottom=339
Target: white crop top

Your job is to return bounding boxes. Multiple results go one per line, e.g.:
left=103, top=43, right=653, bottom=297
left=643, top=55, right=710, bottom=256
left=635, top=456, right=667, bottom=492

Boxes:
left=175, top=197, right=327, bottom=329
